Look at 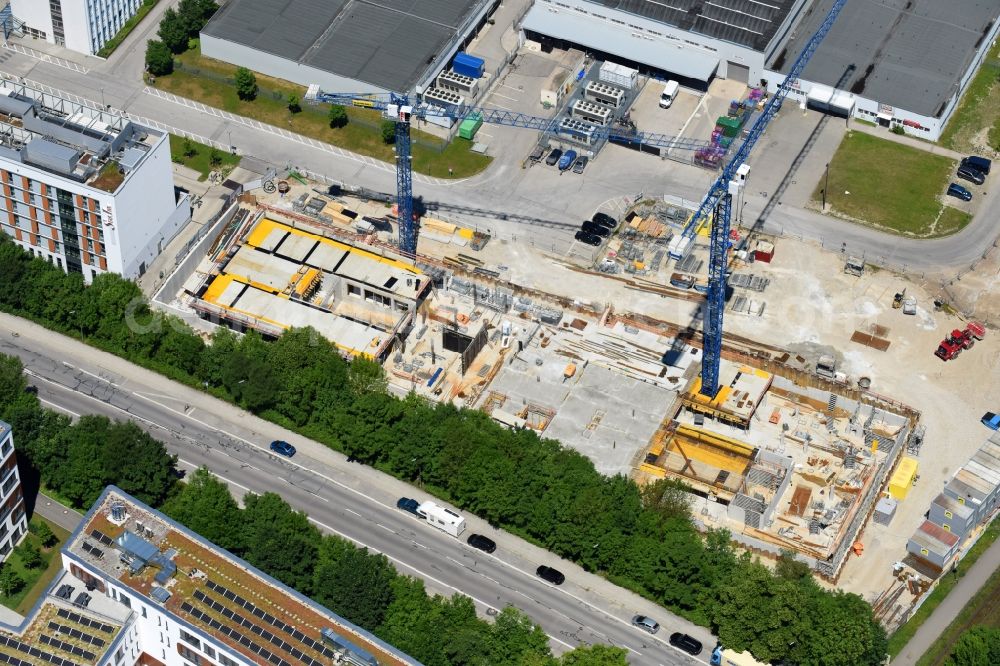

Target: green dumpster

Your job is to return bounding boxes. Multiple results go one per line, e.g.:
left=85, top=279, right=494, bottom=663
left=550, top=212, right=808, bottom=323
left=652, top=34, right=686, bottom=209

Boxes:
left=459, top=113, right=483, bottom=140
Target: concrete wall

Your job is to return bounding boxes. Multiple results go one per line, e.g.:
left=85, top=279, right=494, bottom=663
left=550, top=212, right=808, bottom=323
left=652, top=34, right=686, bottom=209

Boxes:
left=112, top=134, right=191, bottom=279
left=199, top=34, right=392, bottom=96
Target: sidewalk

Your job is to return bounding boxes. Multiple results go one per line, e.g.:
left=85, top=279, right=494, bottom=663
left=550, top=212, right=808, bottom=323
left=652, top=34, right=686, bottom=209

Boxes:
left=33, top=492, right=84, bottom=534
left=847, top=119, right=964, bottom=160
left=893, top=533, right=1000, bottom=665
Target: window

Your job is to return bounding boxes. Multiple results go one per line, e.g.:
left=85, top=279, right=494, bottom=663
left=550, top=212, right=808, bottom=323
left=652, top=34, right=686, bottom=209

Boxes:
left=1, top=440, right=11, bottom=458
left=219, top=655, right=239, bottom=666
left=347, top=284, right=361, bottom=298
left=180, top=629, right=201, bottom=651
left=177, top=645, right=200, bottom=663
left=203, top=645, right=215, bottom=658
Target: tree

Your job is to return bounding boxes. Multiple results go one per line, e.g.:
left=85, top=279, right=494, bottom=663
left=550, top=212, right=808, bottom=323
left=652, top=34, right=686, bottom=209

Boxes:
left=0, top=567, right=22, bottom=597
left=234, top=67, right=257, bottom=101
left=640, top=477, right=692, bottom=522
left=560, top=645, right=629, bottom=666
left=328, top=105, right=348, bottom=129
left=947, top=627, right=1000, bottom=666
left=241, top=493, right=319, bottom=593
left=144, top=40, right=174, bottom=76
left=209, top=148, right=223, bottom=168
left=157, top=8, right=189, bottom=53
left=29, top=520, right=56, bottom=548
left=287, top=94, right=300, bottom=113
left=380, top=120, right=396, bottom=144
left=312, top=537, right=396, bottom=630
left=14, top=542, right=42, bottom=570
left=181, top=137, right=197, bottom=158
left=484, top=606, right=552, bottom=665
left=163, top=468, right=245, bottom=553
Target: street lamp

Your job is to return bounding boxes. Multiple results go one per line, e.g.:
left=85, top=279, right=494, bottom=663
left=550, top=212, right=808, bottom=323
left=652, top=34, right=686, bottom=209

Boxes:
left=100, top=88, right=106, bottom=110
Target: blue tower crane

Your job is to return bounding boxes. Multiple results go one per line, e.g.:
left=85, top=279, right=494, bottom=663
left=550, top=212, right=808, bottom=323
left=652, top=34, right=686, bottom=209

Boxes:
left=687, top=0, right=848, bottom=398
left=304, top=86, right=713, bottom=257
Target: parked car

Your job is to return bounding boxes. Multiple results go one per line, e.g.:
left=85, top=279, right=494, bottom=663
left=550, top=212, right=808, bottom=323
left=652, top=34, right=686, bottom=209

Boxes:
left=669, top=633, right=703, bottom=656
left=467, top=533, right=497, bottom=553
left=957, top=165, right=985, bottom=185
left=528, top=145, right=546, bottom=164
left=536, top=565, right=565, bottom=585
left=581, top=221, right=611, bottom=238
left=545, top=149, right=562, bottom=166
left=575, top=230, right=602, bottom=246
left=269, top=440, right=296, bottom=457
left=947, top=183, right=972, bottom=201
left=982, top=412, right=1000, bottom=431
left=631, top=615, right=660, bottom=634
left=572, top=156, right=589, bottom=174
left=558, top=150, right=578, bottom=171
left=592, top=212, right=618, bottom=230
left=962, top=155, right=992, bottom=175
left=396, top=497, right=421, bottom=516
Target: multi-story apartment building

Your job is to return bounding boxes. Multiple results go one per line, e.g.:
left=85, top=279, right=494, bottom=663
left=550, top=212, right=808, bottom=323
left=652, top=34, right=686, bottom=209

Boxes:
left=0, top=421, right=29, bottom=564
left=9, top=0, right=144, bottom=55
left=0, top=486, right=422, bottom=666
left=0, top=78, right=190, bottom=282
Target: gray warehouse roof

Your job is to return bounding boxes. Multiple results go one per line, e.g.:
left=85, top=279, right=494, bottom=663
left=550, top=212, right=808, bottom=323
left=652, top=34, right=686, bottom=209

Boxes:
left=588, top=0, right=799, bottom=51
left=201, top=0, right=490, bottom=92
left=770, top=0, right=1000, bottom=117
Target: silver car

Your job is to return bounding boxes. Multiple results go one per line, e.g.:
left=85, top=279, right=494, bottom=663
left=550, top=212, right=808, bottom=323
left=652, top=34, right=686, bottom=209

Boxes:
left=631, top=615, right=660, bottom=634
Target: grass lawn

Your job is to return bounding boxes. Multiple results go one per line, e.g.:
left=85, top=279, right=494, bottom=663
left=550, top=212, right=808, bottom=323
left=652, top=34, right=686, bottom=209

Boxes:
left=96, top=0, right=160, bottom=58
left=169, top=134, right=241, bottom=181
left=0, top=517, right=71, bottom=614
left=813, top=132, right=967, bottom=237
left=888, top=516, right=1000, bottom=657
left=151, top=45, right=491, bottom=179
left=939, top=39, right=1000, bottom=153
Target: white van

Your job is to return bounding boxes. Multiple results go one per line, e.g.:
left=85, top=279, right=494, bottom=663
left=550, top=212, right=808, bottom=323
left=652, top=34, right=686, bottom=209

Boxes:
left=659, top=80, right=679, bottom=108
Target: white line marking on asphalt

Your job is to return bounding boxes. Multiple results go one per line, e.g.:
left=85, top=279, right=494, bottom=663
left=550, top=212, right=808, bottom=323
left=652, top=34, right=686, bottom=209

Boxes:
left=493, top=92, right=519, bottom=102
left=302, top=514, right=577, bottom=651
left=39, top=398, right=80, bottom=417
left=376, top=523, right=395, bottom=533
left=343, top=507, right=362, bottom=517
left=77, top=367, right=116, bottom=385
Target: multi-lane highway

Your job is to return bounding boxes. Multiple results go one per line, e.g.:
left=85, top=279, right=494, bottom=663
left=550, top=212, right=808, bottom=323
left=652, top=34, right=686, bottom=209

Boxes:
left=0, top=313, right=714, bottom=665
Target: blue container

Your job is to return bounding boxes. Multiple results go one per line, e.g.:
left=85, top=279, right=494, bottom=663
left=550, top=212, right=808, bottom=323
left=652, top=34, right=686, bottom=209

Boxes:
left=453, top=52, right=485, bottom=79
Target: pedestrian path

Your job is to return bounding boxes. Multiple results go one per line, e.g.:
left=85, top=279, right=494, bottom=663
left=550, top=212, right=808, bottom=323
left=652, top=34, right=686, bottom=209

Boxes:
left=847, top=119, right=964, bottom=160
left=34, top=492, right=84, bottom=534
left=893, top=532, right=1000, bottom=665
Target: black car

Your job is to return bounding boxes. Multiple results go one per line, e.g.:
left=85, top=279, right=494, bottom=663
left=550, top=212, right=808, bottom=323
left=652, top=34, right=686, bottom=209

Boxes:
left=962, top=155, right=991, bottom=175
left=575, top=230, right=602, bottom=246
left=396, top=497, right=421, bottom=516
left=957, top=165, right=985, bottom=185
left=947, top=182, right=973, bottom=201
left=581, top=221, right=611, bottom=238
left=545, top=149, right=563, bottom=166
left=467, top=534, right=497, bottom=553
left=536, top=565, right=565, bottom=585
left=592, top=212, right=618, bottom=230
left=669, top=633, right=703, bottom=656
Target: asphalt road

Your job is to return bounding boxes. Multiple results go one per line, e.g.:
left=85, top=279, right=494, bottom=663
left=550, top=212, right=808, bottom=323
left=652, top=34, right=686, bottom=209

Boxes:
left=0, top=314, right=712, bottom=665
left=2, top=36, right=997, bottom=271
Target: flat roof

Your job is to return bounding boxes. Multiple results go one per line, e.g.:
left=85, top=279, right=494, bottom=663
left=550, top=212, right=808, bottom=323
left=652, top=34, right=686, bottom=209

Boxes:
left=581, top=0, right=797, bottom=51
left=770, top=0, right=1000, bottom=117
left=931, top=493, right=975, bottom=520
left=910, top=519, right=959, bottom=553
left=68, top=488, right=416, bottom=666
left=201, top=0, right=490, bottom=92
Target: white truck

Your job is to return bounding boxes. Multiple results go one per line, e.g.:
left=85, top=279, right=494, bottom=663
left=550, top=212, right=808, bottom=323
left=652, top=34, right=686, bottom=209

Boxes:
left=416, top=501, right=466, bottom=537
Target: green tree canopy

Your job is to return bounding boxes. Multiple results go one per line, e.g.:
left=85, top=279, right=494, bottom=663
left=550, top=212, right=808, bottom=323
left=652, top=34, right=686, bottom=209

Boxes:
left=234, top=67, right=257, bottom=101
left=328, top=105, right=348, bottom=129
left=144, top=40, right=174, bottom=76
left=157, top=8, right=189, bottom=53
left=947, top=626, right=1000, bottom=666
left=312, top=537, right=396, bottom=629
left=162, top=468, right=244, bottom=552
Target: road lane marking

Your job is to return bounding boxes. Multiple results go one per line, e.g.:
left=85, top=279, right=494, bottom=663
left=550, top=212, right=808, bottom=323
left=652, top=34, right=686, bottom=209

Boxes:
left=300, top=513, right=577, bottom=651
left=39, top=398, right=80, bottom=417
left=28, top=357, right=702, bottom=662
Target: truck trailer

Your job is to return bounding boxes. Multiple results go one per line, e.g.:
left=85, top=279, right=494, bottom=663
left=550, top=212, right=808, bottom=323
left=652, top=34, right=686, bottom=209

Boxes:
left=417, top=501, right=466, bottom=537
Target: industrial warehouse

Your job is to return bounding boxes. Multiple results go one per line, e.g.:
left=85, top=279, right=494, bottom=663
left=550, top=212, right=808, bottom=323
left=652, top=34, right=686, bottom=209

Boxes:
left=199, top=0, right=499, bottom=95
left=521, top=0, right=1000, bottom=139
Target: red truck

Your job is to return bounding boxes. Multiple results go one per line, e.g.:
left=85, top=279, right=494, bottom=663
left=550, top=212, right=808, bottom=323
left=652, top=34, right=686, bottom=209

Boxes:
left=935, top=323, right=987, bottom=360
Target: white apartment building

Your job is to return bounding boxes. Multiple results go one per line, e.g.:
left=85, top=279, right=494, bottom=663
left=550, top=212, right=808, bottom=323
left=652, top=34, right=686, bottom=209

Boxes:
left=0, top=486, right=420, bottom=666
left=9, top=0, right=143, bottom=55
left=0, top=421, right=28, bottom=565
left=0, top=78, right=189, bottom=282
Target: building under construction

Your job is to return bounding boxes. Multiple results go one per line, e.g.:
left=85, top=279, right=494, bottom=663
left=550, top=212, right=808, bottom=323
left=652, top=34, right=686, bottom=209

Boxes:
left=188, top=212, right=430, bottom=358
left=639, top=357, right=913, bottom=580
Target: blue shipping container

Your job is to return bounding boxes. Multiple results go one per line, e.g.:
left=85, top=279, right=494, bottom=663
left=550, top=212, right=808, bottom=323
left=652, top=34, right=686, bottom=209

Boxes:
left=453, top=52, right=485, bottom=79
